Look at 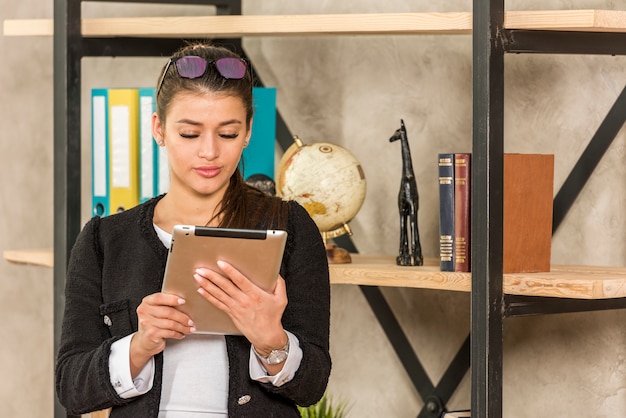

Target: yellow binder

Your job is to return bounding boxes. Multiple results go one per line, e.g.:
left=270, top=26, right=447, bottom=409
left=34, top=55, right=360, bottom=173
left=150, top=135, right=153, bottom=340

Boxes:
left=108, top=88, right=140, bottom=213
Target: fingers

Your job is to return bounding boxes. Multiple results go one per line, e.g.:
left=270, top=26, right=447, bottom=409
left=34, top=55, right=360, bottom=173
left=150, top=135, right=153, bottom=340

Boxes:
left=194, top=263, right=288, bottom=343
left=193, top=267, right=237, bottom=312
left=134, top=293, right=196, bottom=356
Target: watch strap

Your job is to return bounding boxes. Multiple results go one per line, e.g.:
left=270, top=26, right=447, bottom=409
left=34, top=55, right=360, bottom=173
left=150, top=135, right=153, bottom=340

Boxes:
left=252, top=337, right=290, bottom=365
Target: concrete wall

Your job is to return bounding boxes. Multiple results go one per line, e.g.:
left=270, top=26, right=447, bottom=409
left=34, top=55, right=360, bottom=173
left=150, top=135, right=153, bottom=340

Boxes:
left=2, top=0, right=625, bottom=417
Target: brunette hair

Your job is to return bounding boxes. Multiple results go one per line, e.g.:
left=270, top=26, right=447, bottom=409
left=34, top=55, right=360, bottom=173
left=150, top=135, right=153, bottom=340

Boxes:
left=157, top=41, right=287, bottom=230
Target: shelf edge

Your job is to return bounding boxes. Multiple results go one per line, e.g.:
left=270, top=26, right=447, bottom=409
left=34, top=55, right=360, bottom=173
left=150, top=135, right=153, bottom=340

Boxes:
left=7, top=10, right=626, bottom=38
left=3, top=249, right=54, bottom=268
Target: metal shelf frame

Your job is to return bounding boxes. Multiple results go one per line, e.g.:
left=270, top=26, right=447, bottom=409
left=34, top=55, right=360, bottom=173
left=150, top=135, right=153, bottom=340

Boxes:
left=52, top=0, right=626, bottom=417
left=472, top=1, right=626, bottom=416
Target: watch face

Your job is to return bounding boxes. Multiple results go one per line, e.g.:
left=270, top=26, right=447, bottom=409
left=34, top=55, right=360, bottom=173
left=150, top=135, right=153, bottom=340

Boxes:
left=267, top=349, right=289, bottom=364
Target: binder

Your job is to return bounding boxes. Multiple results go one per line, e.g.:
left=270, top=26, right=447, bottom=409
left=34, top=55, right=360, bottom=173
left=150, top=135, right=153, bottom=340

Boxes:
left=157, top=138, right=170, bottom=195
left=242, top=87, right=277, bottom=180
left=139, top=88, right=158, bottom=202
left=91, top=88, right=109, bottom=216
left=108, top=88, right=140, bottom=213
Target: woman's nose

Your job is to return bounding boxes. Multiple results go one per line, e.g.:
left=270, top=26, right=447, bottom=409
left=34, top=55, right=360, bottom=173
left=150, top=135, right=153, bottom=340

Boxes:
left=198, top=136, right=218, bottom=159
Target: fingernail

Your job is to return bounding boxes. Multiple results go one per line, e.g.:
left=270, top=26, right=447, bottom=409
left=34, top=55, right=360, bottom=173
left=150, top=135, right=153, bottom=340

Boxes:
left=190, top=327, right=197, bottom=333
left=193, top=273, right=202, bottom=283
left=178, top=298, right=185, bottom=305
left=188, top=319, right=194, bottom=326
left=217, top=260, right=227, bottom=269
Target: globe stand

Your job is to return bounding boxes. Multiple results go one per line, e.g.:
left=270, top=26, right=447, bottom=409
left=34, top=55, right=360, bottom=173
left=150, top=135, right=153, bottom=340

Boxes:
left=325, top=243, right=352, bottom=264
left=321, top=224, right=353, bottom=264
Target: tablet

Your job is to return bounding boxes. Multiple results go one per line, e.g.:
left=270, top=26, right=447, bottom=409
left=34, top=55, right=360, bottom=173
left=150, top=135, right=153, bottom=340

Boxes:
left=161, top=225, right=288, bottom=335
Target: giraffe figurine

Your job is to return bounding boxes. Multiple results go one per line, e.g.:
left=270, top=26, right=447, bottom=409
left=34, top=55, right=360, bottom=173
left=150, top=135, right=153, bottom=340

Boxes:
left=389, top=119, right=423, bottom=266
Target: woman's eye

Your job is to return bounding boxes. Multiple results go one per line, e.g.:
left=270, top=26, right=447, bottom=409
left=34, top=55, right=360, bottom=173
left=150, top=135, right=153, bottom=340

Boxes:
left=180, top=133, right=199, bottom=139
left=220, top=132, right=239, bottom=139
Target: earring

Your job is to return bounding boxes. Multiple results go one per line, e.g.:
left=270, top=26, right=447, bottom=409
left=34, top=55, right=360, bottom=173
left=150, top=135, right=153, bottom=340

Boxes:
left=158, top=141, right=164, bottom=146
left=243, top=141, right=249, bottom=148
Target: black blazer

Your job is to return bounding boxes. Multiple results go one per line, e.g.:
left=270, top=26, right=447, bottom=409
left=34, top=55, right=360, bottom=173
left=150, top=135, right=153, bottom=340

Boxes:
left=55, top=196, right=331, bottom=417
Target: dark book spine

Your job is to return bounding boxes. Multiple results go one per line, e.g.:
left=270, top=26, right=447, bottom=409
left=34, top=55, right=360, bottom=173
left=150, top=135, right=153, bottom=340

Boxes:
left=438, top=153, right=455, bottom=271
left=454, top=153, right=471, bottom=272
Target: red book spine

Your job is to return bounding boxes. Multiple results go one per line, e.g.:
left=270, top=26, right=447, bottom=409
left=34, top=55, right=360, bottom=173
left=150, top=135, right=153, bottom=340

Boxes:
left=454, top=153, right=471, bottom=272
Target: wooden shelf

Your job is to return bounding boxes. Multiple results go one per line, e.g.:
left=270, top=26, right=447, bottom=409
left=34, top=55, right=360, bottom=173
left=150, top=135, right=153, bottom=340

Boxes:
left=4, top=10, right=626, bottom=38
left=3, top=249, right=53, bottom=268
left=9, top=249, right=624, bottom=300
left=330, top=255, right=626, bottom=300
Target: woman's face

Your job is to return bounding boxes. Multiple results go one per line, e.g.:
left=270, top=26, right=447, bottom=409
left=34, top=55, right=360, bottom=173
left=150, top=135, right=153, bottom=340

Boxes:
left=153, top=90, right=251, bottom=199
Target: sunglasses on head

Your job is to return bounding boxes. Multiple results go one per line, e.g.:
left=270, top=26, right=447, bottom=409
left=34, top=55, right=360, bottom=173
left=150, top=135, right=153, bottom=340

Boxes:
left=157, top=55, right=248, bottom=96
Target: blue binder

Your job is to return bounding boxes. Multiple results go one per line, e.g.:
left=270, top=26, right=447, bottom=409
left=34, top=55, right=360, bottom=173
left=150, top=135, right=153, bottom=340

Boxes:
left=243, top=87, right=277, bottom=180
left=91, top=88, right=109, bottom=216
left=139, top=88, right=158, bottom=202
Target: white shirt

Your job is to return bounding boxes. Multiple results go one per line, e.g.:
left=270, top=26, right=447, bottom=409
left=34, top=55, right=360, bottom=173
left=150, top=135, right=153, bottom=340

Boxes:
left=107, top=224, right=303, bottom=416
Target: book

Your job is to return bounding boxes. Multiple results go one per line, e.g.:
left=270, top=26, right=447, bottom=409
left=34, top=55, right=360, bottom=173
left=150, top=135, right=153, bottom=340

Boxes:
left=438, top=153, right=455, bottom=271
left=454, top=153, right=471, bottom=272
left=503, top=153, right=554, bottom=273
left=439, top=153, right=553, bottom=274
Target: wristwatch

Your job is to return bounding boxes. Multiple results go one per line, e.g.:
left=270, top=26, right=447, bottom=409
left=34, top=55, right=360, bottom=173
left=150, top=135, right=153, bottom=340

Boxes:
left=253, top=338, right=290, bottom=365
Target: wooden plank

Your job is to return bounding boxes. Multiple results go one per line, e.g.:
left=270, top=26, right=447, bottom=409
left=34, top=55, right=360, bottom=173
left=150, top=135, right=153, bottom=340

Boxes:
left=5, top=250, right=626, bottom=299
left=5, top=10, right=626, bottom=38
left=330, top=256, right=472, bottom=292
left=505, top=9, right=626, bottom=33
left=503, top=268, right=626, bottom=299
left=3, top=13, right=472, bottom=37
left=2, top=18, right=53, bottom=36
left=331, top=255, right=626, bottom=299
left=3, top=249, right=53, bottom=268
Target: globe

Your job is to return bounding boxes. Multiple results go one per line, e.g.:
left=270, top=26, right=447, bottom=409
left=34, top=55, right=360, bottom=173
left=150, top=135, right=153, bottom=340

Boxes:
left=276, top=136, right=367, bottom=263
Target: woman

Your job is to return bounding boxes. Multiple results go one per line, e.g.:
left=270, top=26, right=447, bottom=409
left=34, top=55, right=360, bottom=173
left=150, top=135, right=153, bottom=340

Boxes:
left=55, top=42, right=331, bottom=418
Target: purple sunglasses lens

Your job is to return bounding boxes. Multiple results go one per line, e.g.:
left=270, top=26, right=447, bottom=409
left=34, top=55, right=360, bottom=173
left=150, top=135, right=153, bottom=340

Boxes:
left=214, top=57, right=247, bottom=79
left=175, top=56, right=208, bottom=79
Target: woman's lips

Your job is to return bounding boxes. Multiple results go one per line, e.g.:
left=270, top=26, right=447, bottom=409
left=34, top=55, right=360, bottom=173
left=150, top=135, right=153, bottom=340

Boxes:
left=194, top=166, right=222, bottom=178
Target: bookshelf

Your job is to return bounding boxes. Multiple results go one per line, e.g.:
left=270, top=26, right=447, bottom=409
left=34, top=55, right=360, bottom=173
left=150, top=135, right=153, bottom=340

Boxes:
left=4, top=2, right=626, bottom=417
left=8, top=251, right=626, bottom=300
left=5, top=10, right=626, bottom=37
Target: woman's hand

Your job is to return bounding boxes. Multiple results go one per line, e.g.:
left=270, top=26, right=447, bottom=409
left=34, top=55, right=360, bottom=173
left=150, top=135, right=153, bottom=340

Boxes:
left=130, top=292, right=195, bottom=377
left=194, top=260, right=288, bottom=352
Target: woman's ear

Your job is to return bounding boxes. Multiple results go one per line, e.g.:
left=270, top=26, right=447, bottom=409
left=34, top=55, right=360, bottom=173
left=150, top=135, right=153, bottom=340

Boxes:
left=152, top=112, right=165, bottom=146
left=244, top=117, right=253, bottom=147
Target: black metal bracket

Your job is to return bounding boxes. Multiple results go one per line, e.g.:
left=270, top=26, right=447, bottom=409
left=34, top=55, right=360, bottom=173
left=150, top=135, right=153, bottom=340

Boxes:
left=85, top=0, right=241, bottom=14
left=552, top=84, right=626, bottom=233
left=503, top=30, right=626, bottom=55
left=505, top=295, right=626, bottom=317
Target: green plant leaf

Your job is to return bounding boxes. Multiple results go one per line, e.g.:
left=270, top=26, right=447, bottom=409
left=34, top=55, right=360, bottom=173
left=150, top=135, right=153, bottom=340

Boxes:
left=298, top=393, right=349, bottom=418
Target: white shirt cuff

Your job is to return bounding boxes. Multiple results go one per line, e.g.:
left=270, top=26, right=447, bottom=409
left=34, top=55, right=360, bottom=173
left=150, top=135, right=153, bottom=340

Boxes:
left=249, top=331, right=303, bottom=387
left=109, top=333, right=155, bottom=398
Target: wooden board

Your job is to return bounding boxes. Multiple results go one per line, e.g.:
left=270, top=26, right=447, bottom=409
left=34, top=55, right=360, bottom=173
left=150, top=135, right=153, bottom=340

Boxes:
left=5, top=10, right=626, bottom=38
left=6, top=251, right=626, bottom=299
left=3, top=249, right=53, bottom=268
left=330, top=255, right=626, bottom=300
left=505, top=9, right=626, bottom=33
